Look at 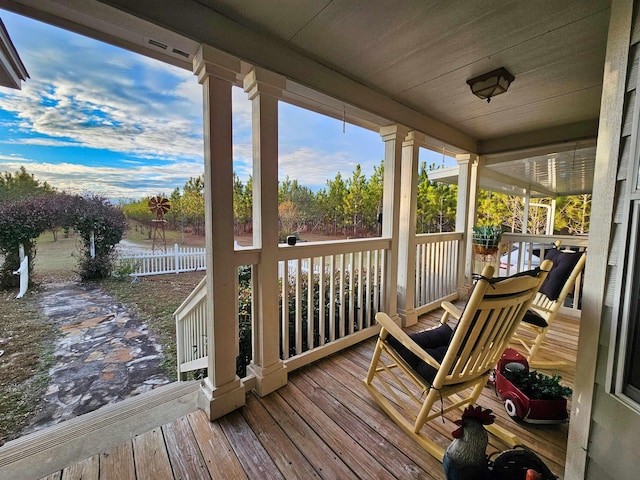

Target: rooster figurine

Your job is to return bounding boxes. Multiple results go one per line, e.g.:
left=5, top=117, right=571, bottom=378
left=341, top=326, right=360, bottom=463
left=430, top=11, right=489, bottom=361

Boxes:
left=442, top=405, right=495, bottom=480
left=443, top=406, right=553, bottom=480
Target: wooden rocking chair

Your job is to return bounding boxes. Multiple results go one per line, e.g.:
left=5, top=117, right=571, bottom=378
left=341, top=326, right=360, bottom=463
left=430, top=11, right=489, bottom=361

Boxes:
left=364, top=261, right=551, bottom=460
left=513, top=242, right=586, bottom=368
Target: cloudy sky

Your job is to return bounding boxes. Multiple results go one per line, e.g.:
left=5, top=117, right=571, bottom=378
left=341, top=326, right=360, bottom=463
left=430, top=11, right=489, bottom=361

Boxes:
left=0, top=9, right=446, bottom=201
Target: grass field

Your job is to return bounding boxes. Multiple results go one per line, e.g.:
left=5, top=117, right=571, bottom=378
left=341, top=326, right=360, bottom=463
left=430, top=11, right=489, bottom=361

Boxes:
left=0, top=228, right=204, bottom=444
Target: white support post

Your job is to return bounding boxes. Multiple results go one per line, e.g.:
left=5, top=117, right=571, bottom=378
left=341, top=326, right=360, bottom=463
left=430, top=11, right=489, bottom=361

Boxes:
left=174, top=243, right=180, bottom=274
left=380, top=125, right=410, bottom=322
left=193, top=45, right=245, bottom=420
left=244, top=67, right=287, bottom=396
left=397, top=131, right=424, bottom=326
left=522, top=188, right=531, bottom=234
left=463, top=154, right=482, bottom=281
left=90, top=231, right=95, bottom=259
left=549, top=198, right=556, bottom=235
left=455, top=155, right=473, bottom=290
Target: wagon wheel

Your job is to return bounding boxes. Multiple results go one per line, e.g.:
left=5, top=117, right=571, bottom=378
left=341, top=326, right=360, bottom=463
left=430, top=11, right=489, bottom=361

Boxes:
left=504, top=397, right=521, bottom=419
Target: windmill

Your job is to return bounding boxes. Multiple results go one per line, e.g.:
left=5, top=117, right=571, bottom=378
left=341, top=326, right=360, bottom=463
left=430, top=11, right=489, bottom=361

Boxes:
left=148, top=196, right=170, bottom=251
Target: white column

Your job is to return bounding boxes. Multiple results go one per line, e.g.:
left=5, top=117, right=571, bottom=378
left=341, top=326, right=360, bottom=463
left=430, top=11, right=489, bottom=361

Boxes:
left=522, top=188, right=531, bottom=234
left=193, top=45, right=245, bottom=420
left=455, top=155, right=472, bottom=290
left=397, top=131, right=424, bottom=327
left=459, top=154, right=481, bottom=282
left=244, top=67, right=287, bottom=396
left=380, top=125, right=410, bottom=322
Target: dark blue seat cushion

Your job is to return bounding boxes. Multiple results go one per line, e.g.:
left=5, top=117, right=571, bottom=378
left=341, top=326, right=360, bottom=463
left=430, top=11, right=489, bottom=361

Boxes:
left=386, top=323, right=453, bottom=384
left=522, top=309, right=548, bottom=328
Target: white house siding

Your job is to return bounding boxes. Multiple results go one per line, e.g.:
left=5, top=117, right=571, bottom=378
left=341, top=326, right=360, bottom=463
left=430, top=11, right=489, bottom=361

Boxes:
left=585, top=4, right=640, bottom=480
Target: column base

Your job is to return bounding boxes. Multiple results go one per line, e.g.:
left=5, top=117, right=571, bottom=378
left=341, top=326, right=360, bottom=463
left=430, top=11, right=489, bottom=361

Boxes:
left=197, top=378, right=246, bottom=421
left=248, top=361, right=288, bottom=397
left=398, top=307, right=418, bottom=327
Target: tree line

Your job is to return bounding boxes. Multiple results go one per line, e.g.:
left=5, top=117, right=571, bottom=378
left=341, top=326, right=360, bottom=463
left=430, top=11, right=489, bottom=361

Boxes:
left=124, top=161, right=590, bottom=240
left=124, top=161, right=462, bottom=240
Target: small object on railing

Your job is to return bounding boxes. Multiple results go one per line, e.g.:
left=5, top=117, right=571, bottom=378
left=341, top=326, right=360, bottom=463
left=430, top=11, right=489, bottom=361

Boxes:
left=286, top=235, right=297, bottom=246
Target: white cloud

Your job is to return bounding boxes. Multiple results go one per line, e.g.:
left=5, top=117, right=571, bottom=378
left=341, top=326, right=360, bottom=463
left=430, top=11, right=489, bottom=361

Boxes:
left=0, top=158, right=203, bottom=199
left=278, top=147, right=360, bottom=187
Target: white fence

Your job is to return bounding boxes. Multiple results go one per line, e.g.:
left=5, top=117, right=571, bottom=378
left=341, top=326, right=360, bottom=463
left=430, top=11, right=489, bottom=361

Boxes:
left=116, top=243, right=206, bottom=276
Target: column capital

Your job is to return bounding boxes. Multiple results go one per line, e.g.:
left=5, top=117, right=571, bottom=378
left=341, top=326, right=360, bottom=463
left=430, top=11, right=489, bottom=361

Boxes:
left=243, top=67, right=285, bottom=100
left=402, top=130, right=427, bottom=147
left=193, top=45, right=241, bottom=84
left=455, top=153, right=480, bottom=165
left=380, top=124, right=410, bottom=142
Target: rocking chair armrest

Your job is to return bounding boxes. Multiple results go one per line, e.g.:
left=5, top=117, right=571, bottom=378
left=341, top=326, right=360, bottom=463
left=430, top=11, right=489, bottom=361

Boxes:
left=375, top=312, right=443, bottom=370
left=440, top=301, right=462, bottom=325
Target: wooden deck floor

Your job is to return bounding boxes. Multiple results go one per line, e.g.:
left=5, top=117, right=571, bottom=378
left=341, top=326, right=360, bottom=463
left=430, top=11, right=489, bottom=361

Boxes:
left=38, top=310, right=578, bottom=480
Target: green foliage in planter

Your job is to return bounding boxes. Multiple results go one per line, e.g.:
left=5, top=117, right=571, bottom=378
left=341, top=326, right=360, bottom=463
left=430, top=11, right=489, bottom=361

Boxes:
left=472, top=225, right=503, bottom=248
left=504, top=369, right=572, bottom=400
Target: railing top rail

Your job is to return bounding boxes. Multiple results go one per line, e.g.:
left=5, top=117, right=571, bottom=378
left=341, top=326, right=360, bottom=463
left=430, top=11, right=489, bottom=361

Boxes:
left=234, top=247, right=260, bottom=266
left=415, top=231, right=463, bottom=244
left=501, top=232, right=589, bottom=248
left=174, top=276, right=206, bottom=319
left=277, top=237, right=391, bottom=261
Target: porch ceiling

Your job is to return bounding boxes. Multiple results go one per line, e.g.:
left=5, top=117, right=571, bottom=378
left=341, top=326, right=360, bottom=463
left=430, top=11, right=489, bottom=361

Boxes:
left=430, top=139, right=596, bottom=198
left=0, top=0, right=609, bottom=196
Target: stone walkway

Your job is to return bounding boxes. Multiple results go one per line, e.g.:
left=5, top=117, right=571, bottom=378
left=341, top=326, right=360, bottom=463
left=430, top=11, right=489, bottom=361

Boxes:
left=20, top=282, right=170, bottom=436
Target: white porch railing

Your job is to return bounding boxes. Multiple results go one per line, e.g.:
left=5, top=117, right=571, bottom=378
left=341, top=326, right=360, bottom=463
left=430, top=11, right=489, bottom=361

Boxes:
left=278, top=238, right=389, bottom=371
left=174, top=238, right=393, bottom=377
left=414, top=232, right=463, bottom=315
left=174, top=276, right=207, bottom=380
left=173, top=231, right=588, bottom=379
left=117, top=243, right=206, bottom=277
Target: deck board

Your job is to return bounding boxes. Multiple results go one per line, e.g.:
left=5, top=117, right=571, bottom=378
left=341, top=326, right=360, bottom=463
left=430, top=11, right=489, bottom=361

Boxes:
left=61, top=455, right=99, bottom=480
left=163, top=416, right=210, bottom=480
left=36, top=309, right=577, bottom=480
left=187, top=410, right=248, bottom=479
left=99, top=442, right=135, bottom=480
left=132, top=427, right=173, bottom=479
left=241, top=393, right=318, bottom=479
left=219, top=409, right=284, bottom=479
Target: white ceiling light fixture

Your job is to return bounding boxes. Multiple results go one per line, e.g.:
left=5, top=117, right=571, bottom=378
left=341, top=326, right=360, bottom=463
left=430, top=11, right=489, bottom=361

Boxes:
left=466, top=67, right=514, bottom=103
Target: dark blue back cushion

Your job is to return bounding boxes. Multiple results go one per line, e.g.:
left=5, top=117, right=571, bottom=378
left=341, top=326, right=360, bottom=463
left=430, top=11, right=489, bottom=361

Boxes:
left=539, top=249, right=583, bottom=301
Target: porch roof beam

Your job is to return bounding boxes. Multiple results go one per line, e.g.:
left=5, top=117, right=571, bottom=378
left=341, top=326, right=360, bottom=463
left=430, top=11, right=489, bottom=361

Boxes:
left=478, top=119, right=599, bottom=156
left=479, top=167, right=557, bottom=198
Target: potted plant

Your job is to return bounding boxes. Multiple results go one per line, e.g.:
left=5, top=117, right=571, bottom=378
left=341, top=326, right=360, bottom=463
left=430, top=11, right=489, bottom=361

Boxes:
left=472, top=225, right=503, bottom=255
left=495, top=348, right=572, bottom=424
left=472, top=225, right=503, bottom=275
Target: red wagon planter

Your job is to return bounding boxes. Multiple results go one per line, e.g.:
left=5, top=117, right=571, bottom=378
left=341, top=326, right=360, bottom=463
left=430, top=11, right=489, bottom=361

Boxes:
left=494, top=348, right=570, bottom=424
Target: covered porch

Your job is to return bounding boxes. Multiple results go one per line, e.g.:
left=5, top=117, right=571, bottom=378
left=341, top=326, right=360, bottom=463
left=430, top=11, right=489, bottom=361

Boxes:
left=0, top=1, right=609, bottom=479
left=4, top=308, right=577, bottom=479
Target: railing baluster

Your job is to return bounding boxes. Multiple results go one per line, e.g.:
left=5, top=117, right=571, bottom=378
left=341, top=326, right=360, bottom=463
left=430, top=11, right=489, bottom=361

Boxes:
left=319, top=256, right=326, bottom=346
left=329, top=255, right=336, bottom=342
left=307, top=257, right=314, bottom=351
left=281, top=260, right=290, bottom=360
left=295, top=258, right=303, bottom=355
